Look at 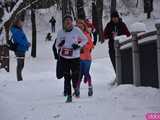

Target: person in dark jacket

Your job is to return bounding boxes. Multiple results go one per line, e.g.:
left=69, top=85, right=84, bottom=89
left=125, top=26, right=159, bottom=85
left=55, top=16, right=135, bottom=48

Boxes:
left=46, top=32, right=52, bottom=41
left=104, top=11, right=130, bottom=80
left=49, top=16, right=56, bottom=33
left=11, top=17, right=30, bottom=81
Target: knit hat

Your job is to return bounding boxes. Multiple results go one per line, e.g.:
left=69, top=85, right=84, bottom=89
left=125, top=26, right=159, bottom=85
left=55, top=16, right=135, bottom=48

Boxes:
left=111, top=11, right=120, bottom=18
left=63, top=14, right=73, bottom=22
left=15, top=15, right=25, bottom=22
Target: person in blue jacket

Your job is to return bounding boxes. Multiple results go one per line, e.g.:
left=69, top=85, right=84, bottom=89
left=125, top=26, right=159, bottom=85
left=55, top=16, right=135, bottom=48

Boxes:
left=11, top=16, right=30, bottom=81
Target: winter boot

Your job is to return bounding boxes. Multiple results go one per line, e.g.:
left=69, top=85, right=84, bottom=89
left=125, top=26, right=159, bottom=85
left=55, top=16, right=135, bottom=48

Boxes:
left=74, top=88, right=80, bottom=98
left=66, top=96, right=72, bottom=103
left=88, top=87, right=93, bottom=97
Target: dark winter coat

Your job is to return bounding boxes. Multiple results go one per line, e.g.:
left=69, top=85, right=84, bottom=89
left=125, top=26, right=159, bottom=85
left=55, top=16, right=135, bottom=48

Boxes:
left=104, top=19, right=130, bottom=50
left=52, top=39, right=64, bottom=79
left=49, top=17, right=56, bottom=25
left=52, top=39, right=59, bottom=60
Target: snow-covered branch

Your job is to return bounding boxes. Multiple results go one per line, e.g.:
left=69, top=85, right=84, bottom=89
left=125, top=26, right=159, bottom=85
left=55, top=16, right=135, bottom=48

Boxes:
left=0, top=0, right=23, bottom=28
left=16, top=0, right=39, bottom=16
left=0, top=0, right=39, bottom=28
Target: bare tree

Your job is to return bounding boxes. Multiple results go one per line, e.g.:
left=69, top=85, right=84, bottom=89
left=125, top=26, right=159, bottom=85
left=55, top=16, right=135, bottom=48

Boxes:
left=69, top=0, right=76, bottom=20
left=136, top=0, right=139, bottom=8
left=92, top=0, right=104, bottom=42
left=96, top=0, right=104, bottom=42
left=76, top=0, right=86, bottom=20
left=111, top=0, right=116, bottom=14
left=92, top=0, right=98, bottom=31
left=62, top=0, right=71, bottom=16
left=31, top=5, right=37, bottom=58
left=62, top=0, right=71, bottom=27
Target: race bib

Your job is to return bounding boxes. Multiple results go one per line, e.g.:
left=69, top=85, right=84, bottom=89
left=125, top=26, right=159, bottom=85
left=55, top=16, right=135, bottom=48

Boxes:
left=62, top=48, right=73, bottom=57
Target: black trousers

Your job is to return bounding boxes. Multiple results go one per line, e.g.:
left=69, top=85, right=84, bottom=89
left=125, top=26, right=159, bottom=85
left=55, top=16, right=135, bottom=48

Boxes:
left=109, top=49, right=116, bottom=72
left=61, top=57, right=80, bottom=96
left=15, top=52, right=25, bottom=81
left=51, top=24, right=55, bottom=32
left=93, top=31, right=98, bottom=45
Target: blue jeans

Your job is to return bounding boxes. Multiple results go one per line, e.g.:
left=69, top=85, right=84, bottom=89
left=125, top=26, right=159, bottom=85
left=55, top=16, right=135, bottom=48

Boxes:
left=77, top=60, right=92, bottom=87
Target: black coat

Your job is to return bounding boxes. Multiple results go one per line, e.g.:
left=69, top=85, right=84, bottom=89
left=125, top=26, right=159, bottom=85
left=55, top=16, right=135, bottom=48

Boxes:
left=104, top=19, right=130, bottom=49
left=52, top=39, right=64, bottom=79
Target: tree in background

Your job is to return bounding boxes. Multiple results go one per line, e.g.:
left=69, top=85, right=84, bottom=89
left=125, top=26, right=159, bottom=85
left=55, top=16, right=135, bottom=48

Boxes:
left=31, top=3, right=37, bottom=58
left=62, top=0, right=71, bottom=27
left=76, top=0, right=86, bottom=20
left=69, top=0, right=76, bottom=20
left=96, top=0, right=104, bottom=42
left=92, top=0, right=104, bottom=42
left=144, top=0, right=153, bottom=19
left=0, top=7, right=4, bottom=23
left=92, top=0, right=98, bottom=31
left=111, top=0, right=116, bottom=15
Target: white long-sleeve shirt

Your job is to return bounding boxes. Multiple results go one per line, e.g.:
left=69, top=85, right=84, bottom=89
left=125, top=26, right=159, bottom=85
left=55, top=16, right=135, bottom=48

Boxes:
left=56, top=27, right=87, bottom=59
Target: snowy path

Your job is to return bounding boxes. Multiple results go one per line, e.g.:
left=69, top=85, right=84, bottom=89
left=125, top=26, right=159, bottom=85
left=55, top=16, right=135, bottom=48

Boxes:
left=0, top=54, right=160, bottom=120
left=0, top=26, right=160, bottom=120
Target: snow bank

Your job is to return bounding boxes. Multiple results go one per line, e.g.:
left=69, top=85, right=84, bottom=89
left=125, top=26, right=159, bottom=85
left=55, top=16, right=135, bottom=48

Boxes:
left=0, top=4, right=160, bottom=120
left=130, top=22, right=147, bottom=32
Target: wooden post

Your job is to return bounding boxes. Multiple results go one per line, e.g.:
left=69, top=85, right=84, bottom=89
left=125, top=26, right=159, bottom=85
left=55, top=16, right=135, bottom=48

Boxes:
left=155, top=23, right=160, bottom=88
left=115, top=40, right=122, bottom=85
left=132, top=32, right=141, bottom=86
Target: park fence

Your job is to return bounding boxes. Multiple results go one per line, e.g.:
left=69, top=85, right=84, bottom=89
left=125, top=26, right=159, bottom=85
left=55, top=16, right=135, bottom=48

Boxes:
left=115, top=23, right=160, bottom=88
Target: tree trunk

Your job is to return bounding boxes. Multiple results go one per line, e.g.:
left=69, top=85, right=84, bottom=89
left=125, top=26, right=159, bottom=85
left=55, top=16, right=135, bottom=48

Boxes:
left=76, top=0, right=86, bottom=20
left=92, top=0, right=98, bottom=31
left=69, top=0, right=76, bottom=20
left=31, top=8, right=37, bottom=58
left=0, top=7, right=4, bottom=22
left=62, top=0, right=71, bottom=16
left=93, top=0, right=104, bottom=42
left=111, top=0, right=116, bottom=15
left=62, top=0, right=71, bottom=27
left=136, top=0, right=139, bottom=8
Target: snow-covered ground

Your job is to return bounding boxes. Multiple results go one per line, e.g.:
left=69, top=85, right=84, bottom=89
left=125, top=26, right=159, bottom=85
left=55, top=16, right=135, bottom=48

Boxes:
left=0, top=6, right=160, bottom=120
left=0, top=50, right=160, bottom=120
left=1, top=38, right=160, bottom=120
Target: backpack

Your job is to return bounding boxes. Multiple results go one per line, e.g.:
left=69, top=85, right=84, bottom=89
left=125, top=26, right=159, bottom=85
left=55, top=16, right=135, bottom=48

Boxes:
left=6, top=36, right=17, bottom=51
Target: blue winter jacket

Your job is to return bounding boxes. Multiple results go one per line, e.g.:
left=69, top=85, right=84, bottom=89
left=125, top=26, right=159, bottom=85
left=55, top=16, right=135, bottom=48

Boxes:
left=11, top=25, right=30, bottom=53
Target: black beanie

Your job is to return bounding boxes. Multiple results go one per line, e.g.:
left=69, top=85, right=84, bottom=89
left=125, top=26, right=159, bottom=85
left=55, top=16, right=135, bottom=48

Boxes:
left=111, top=11, right=120, bottom=18
left=63, top=14, right=73, bottom=22
left=15, top=15, right=25, bottom=22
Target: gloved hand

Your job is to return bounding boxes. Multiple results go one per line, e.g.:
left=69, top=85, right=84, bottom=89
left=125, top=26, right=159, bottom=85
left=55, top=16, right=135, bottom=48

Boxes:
left=58, top=40, right=65, bottom=47
left=72, top=43, right=80, bottom=50
left=80, top=48, right=84, bottom=53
